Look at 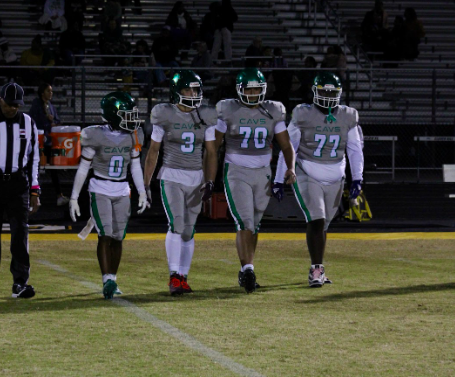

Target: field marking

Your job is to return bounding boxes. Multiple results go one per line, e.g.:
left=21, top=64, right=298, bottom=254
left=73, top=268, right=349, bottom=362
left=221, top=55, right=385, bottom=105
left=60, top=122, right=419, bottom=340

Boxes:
left=20, top=232, right=455, bottom=241
left=37, top=259, right=265, bottom=377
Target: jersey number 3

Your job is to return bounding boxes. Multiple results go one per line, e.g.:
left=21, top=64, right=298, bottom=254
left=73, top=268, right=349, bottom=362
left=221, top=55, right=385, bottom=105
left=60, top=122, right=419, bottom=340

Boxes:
left=313, top=134, right=340, bottom=158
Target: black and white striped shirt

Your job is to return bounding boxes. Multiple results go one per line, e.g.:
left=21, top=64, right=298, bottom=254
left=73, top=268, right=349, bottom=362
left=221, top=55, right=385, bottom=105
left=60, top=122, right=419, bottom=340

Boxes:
left=0, top=111, right=40, bottom=188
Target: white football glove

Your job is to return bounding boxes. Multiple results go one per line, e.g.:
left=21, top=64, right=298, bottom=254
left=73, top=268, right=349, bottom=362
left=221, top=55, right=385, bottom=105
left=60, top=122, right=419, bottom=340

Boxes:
left=69, top=199, right=80, bottom=222
left=137, top=191, right=150, bottom=214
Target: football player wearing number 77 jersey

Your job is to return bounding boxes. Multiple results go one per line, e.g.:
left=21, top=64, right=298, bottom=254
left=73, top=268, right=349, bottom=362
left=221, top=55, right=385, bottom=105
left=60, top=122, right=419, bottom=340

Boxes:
left=69, top=91, right=150, bottom=299
left=273, top=71, right=364, bottom=288
left=144, top=70, right=218, bottom=296
left=215, top=68, right=296, bottom=294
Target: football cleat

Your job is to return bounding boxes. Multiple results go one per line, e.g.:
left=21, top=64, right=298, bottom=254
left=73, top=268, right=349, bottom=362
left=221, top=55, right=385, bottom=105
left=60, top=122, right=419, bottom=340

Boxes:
left=324, top=276, right=332, bottom=284
left=180, top=275, right=193, bottom=294
left=308, top=265, right=326, bottom=288
left=103, top=279, right=118, bottom=299
left=12, top=283, right=35, bottom=299
left=243, top=268, right=257, bottom=294
left=168, top=273, right=183, bottom=296
left=114, top=286, right=123, bottom=295
left=238, top=270, right=261, bottom=289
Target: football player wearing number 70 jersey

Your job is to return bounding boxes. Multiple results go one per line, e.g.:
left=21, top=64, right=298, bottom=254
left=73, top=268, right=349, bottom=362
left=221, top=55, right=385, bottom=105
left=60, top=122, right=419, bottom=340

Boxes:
left=215, top=68, right=296, bottom=294
left=274, top=72, right=364, bottom=288
left=144, top=70, right=218, bottom=296
left=69, top=91, right=150, bottom=299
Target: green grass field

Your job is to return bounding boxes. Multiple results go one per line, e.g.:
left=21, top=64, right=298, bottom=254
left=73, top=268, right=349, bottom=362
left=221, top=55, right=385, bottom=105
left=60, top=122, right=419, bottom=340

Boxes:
left=0, top=235, right=454, bottom=377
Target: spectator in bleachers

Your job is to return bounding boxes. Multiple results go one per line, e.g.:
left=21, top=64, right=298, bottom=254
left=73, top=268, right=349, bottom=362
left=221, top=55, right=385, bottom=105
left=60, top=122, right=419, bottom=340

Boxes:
left=261, top=46, right=274, bottom=68
left=165, top=1, right=197, bottom=50
left=20, top=35, right=55, bottom=87
left=98, top=18, right=131, bottom=68
left=0, top=33, right=17, bottom=65
left=191, top=41, right=213, bottom=80
left=152, top=26, right=179, bottom=85
left=39, top=0, right=68, bottom=32
left=267, top=47, right=292, bottom=111
left=298, top=56, right=318, bottom=104
left=29, top=82, right=69, bottom=206
left=383, top=16, right=407, bottom=64
left=102, top=0, right=122, bottom=29
left=200, top=2, right=221, bottom=51
left=403, top=7, right=425, bottom=60
left=58, top=20, right=86, bottom=66
left=361, top=0, right=389, bottom=54
left=132, top=39, right=154, bottom=92
left=210, top=0, right=238, bottom=63
left=245, top=36, right=263, bottom=67
left=321, top=45, right=347, bottom=83
left=65, top=0, right=86, bottom=31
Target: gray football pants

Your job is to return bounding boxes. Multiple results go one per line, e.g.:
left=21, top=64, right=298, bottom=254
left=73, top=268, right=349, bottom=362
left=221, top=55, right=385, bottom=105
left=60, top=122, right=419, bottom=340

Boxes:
left=223, top=162, right=272, bottom=233
left=292, top=164, right=344, bottom=231
left=89, top=192, right=131, bottom=241
left=160, top=180, right=202, bottom=241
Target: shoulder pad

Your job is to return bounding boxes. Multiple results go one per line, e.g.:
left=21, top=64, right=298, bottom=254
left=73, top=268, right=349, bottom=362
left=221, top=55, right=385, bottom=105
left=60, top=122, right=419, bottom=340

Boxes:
left=81, top=125, right=102, bottom=147
left=150, top=103, right=172, bottom=125
left=216, top=99, right=236, bottom=119
left=199, top=105, right=218, bottom=126
left=340, top=105, right=359, bottom=126
left=263, top=100, right=286, bottom=122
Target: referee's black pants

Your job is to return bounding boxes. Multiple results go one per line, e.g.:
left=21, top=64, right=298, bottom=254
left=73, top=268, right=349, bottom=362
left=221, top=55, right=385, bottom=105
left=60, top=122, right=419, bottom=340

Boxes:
left=0, top=174, right=31, bottom=285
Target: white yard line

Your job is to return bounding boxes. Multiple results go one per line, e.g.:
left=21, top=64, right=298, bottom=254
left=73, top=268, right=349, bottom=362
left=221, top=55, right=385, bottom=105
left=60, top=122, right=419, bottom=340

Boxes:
left=37, top=259, right=265, bottom=377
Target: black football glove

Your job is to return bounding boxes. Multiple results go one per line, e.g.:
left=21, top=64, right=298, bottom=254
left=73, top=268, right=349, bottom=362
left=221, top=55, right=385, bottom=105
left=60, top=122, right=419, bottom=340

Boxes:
left=272, top=182, right=284, bottom=202
left=200, top=180, right=214, bottom=202
left=349, top=180, right=362, bottom=199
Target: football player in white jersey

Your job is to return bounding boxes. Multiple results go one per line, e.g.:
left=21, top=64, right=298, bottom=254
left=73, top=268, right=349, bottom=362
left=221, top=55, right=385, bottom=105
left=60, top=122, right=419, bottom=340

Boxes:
left=144, top=70, right=218, bottom=295
left=215, top=68, right=296, bottom=293
left=69, top=92, right=149, bottom=299
left=274, top=72, right=364, bottom=287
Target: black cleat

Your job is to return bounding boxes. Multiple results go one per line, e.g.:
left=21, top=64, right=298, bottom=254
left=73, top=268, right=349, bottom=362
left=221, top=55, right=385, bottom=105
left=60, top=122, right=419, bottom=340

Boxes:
left=12, top=283, right=35, bottom=299
left=238, top=270, right=261, bottom=289
left=243, top=268, right=257, bottom=294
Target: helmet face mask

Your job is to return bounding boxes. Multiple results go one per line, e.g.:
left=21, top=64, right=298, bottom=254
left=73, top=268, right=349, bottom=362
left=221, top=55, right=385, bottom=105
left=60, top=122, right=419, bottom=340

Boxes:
left=236, top=68, right=267, bottom=105
left=170, top=70, right=203, bottom=109
left=312, top=72, right=342, bottom=109
left=100, top=91, right=141, bottom=132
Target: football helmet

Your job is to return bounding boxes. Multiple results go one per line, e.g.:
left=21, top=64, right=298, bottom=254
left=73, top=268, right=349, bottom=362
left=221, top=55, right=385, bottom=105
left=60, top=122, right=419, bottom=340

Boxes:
left=100, top=91, right=141, bottom=132
left=312, top=72, right=342, bottom=108
left=170, top=70, right=203, bottom=108
left=236, top=68, right=267, bottom=105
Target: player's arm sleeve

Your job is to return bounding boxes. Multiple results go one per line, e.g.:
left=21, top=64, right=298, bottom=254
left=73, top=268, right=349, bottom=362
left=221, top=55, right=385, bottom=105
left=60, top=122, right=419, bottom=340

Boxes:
left=215, top=118, right=227, bottom=133
left=205, top=125, right=216, bottom=141
left=346, top=125, right=364, bottom=182
left=29, top=121, right=40, bottom=188
left=274, top=122, right=300, bottom=184
left=70, top=147, right=95, bottom=200
left=130, top=153, right=146, bottom=194
left=151, top=124, right=165, bottom=142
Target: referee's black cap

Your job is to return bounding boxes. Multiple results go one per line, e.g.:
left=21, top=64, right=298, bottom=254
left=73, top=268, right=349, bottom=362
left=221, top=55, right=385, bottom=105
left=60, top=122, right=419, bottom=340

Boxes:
left=0, top=83, right=25, bottom=106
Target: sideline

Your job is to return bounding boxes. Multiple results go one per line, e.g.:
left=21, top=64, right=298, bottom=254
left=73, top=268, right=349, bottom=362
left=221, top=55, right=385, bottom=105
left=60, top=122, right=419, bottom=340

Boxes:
left=37, top=259, right=266, bottom=377
left=26, top=232, right=455, bottom=241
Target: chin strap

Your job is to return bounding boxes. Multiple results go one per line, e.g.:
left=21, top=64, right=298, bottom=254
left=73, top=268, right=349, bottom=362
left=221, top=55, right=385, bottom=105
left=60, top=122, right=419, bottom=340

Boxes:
left=132, top=129, right=142, bottom=152
left=326, top=107, right=337, bottom=123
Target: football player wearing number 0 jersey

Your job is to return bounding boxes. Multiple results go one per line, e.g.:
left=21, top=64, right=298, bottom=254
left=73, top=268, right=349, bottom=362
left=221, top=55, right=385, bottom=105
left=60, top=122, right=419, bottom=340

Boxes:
left=274, top=72, right=364, bottom=287
left=215, top=68, right=296, bottom=293
left=69, top=91, right=149, bottom=299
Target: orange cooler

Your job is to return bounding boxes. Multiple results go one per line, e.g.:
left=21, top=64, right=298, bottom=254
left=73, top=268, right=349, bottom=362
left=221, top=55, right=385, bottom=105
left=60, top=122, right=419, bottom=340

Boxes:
left=49, top=126, right=81, bottom=165
left=37, top=129, right=47, bottom=166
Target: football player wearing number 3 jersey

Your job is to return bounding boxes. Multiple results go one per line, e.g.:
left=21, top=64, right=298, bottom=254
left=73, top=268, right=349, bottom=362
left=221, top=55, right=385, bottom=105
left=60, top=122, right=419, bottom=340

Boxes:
left=144, top=70, right=218, bottom=296
left=215, top=68, right=296, bottom=293
left=274, top=72, right=364, bottom=287
left=69, top=92, right=150, bottom=299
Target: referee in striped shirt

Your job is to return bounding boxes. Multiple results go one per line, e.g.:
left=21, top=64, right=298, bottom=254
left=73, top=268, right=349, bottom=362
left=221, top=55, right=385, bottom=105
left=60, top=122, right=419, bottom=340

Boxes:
left=0, top=82, right=40, bottom=299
